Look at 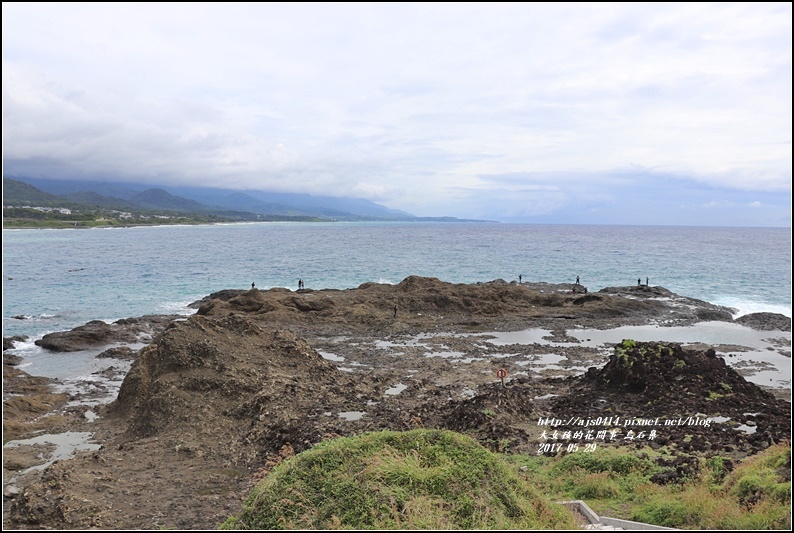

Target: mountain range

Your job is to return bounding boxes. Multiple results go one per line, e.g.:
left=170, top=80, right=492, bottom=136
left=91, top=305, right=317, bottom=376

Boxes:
left=3, top=177, right=430, bottom=221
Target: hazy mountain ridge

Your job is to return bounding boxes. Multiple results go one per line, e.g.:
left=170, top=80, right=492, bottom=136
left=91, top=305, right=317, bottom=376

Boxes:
left=2, top=178, right=68, bottom=207
left=3, top=177, right=419, bottom=221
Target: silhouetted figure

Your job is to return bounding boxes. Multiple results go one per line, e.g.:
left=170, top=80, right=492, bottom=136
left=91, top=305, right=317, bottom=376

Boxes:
left=393, top=305, right=398, bottom=318
left=646, top=277, right=649, bottom=286
left=519, top=274, right=522, bottom=283
left=251, top=282, right=255, bottom=289
left=638, top=278, right=641, bottom=286
left=576, top=276, right=580, bottom=285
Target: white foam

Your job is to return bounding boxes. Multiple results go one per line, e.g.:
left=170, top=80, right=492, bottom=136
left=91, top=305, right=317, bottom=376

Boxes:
left=711, top=297, right=791, bottom=319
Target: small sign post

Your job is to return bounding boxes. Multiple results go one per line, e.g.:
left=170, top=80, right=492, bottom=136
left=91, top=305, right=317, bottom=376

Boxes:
left=496, top=368, right=507, bottom=387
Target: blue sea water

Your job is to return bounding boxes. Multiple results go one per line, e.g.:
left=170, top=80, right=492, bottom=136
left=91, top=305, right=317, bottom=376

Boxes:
left=2, top=222, right=791, bottom=348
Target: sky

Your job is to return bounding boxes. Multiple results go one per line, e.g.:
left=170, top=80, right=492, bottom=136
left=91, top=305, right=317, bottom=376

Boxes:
left=2, top=2, right=792, bottom=226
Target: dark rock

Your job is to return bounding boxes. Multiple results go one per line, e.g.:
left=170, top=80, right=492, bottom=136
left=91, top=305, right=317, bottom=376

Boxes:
left=599, top=285, right=675, bottom=298
left=190, top=276, right=743, bottom=336
left=696, top=309, right=734, bottom=321
left=96, top=346, right=138, bottom=360
left=188, top=289, right=247, bottom=309
left=108, top=314, right=372, bottom=462
left=551, top=339, right=791, bottom=456
left=735, top=312, right=791, bottom=332
left=36, top=320, right=115, bottom=352
left=4, top=335, right=29, bottom=351
left=34, top=315, right=180, bottom=352
left=4, top=352, right=24, bottom=366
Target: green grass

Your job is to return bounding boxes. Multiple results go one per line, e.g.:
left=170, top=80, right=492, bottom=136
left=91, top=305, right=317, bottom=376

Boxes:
left=508, top=442, right=791, bottom=530
left=223, top=430, right=790, bottom=530
left=222, top=429, right=577, bottom=530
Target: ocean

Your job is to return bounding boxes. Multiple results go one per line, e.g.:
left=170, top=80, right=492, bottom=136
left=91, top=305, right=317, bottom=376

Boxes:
left=2, top=222, right=791, bottom=380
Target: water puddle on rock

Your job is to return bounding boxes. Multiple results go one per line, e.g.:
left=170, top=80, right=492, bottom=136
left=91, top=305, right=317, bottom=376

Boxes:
left=319, top=351, right=345, bottom=362
left=338, top=411, right=365, bottom=421
left=384, top=383, right=408, bottom=396
left=482, top=323, right=792, bottom=390
left=4, top=431, right=101, bottom=476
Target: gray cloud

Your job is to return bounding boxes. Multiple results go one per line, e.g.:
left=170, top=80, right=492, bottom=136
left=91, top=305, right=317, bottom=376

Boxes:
left=2, top=2, right=790, bottom=225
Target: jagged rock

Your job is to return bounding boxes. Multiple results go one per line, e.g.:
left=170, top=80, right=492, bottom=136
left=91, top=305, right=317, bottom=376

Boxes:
left=3, top=335, right=28, bottom=351
left=96, top=346, right=138, bottom=360
left=108, top=314, right=374, bottom=464
left=191, top=276, right=741, bottom=334
left=552, top=340, right=790, bottom=455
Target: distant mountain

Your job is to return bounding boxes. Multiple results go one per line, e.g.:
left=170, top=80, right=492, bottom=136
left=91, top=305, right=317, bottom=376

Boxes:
left=206, top=191, right=330, bottom=217
left=61, top=191, right=139, bottom=209
left=162, top=185, right=417, bottom=220
left=6, top=176, right=420, bottom=221
left=5, top=177, right=148, bottom=200
left=129, top=188, right=211, bottom=212
left=2, top=178, right=68, bottom=207
left=238, top=190, right=415, bottom=219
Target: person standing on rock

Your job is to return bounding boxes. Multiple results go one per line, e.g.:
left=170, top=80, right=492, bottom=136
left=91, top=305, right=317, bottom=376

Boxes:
left=646, top=277, right=649, bottom=286
left=393, top=305, right=398, bottom=318
left=638, top=278, right=641, bottom=286
left=251, top=282, right=255, bottom=289
left=576, top=276, right=580, bottom=285
left=519, top=274, right=522, bottom=283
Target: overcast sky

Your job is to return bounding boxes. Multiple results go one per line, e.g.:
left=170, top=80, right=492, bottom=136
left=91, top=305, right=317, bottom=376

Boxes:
left=3, top=2, right=791, bottom=226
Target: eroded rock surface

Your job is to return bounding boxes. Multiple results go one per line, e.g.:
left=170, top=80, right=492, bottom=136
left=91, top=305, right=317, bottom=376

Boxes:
left=33, top=315, right=180, bottom=352
left=736, top=312, right=792, bottom=332
left=4, top=277, right=790, bottom=530
left=192, top=276, right=738, bottom=335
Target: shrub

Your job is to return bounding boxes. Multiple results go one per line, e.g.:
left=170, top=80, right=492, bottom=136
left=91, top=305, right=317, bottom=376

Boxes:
left=222, top=429, right=577, bottom=530
left=632, top=499, right=697, bottom=527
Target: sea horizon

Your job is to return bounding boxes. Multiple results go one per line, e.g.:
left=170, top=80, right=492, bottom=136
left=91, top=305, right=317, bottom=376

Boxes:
left=3, top=222, right=791, bottom=344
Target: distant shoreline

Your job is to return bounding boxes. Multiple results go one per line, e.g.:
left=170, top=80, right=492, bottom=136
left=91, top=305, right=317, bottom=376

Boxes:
left=2, top=217, right=498, bottom=230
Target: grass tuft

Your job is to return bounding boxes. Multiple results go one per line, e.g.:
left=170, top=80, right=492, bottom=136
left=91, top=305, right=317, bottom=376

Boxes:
left=222, top=429, right=576, bottom=530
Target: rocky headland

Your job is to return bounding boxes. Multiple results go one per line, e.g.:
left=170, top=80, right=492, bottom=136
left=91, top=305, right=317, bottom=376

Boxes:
left=3, top=277, right=791, bottom=529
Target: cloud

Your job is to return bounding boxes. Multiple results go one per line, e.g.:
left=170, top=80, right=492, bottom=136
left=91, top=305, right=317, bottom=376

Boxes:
left=2, top=2, right=791, bottom=226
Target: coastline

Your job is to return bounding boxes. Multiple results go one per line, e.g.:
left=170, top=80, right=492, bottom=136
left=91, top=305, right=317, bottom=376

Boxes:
left=3, top=277, right=791, bottom=529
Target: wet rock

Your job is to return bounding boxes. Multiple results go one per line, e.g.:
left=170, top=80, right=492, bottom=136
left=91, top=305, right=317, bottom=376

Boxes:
left=3, top=352, right=23, bottom=366
left=4, top=276, right=790, bottom=531
left=736, top=312, right=791, bottom=332
left=3, top=485, right=22, bottom=499
left=34, top=315, right=180, bottom=352
left=554, top=340, right=790, bottom=456
left=96, top=346, right=138, bottom=360
left=190, top=276, right=740, bottom=335
left=4, top=335, right=29, bottom=351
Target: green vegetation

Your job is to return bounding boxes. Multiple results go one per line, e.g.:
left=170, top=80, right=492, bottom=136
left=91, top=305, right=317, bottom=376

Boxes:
left=614, top=338, right=637, bottom=365
left=507, top=442, right=791, bottom=530
left=224, top=429, right=790, bottom=530
left=2, top=177, right=328, bottom=228
left=2, top=207, right=239, bottom=228
left=222, top=429, right=577, bottom=530
left=614, top=339, right=682, bottom=365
